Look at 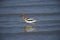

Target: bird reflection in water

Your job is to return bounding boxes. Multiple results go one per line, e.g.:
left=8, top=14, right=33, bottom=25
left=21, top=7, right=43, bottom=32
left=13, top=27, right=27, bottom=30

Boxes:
left=24, top=25, right=37, bottom=32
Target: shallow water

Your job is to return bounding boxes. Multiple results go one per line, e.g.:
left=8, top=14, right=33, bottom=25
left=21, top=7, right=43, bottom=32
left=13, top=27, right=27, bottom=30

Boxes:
left=0, top=14, right=60, bottom=33
left=0, top=32, right=60, bottom=40
left=0, top=0, right=60, bottom=40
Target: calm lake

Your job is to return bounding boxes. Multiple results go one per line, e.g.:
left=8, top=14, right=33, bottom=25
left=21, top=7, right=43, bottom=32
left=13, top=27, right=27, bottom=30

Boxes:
left=0, top=0, right=60, bottom=40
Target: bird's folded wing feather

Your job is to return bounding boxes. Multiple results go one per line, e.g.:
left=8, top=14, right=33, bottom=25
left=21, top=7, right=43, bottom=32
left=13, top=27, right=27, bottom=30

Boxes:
left=27, top=18, right=34, bottom=21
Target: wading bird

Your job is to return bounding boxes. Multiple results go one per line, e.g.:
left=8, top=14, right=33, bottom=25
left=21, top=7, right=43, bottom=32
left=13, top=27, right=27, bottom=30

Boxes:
left=22, top=13, right=37, bottom=23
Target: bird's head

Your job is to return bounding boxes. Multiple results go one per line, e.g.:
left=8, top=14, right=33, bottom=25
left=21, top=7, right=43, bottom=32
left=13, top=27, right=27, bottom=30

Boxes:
left=22, top=13, right=27, bottom=20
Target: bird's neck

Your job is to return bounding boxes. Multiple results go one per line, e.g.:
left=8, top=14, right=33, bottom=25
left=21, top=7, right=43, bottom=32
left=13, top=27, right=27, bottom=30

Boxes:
left=22, top=16, right=27, bottom=20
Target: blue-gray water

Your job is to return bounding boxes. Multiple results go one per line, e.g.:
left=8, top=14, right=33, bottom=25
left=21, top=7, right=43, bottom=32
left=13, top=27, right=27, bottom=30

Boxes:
left=0, top=0, right=60, bottom=40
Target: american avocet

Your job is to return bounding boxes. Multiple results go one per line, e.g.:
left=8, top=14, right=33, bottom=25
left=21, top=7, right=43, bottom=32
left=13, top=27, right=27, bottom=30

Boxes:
left=22, top=13, right=37, bottom=23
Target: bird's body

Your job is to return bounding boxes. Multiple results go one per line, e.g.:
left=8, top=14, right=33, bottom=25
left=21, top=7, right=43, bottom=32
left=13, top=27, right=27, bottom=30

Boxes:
left=24, top=18, right=37, bottom=23
left=22, top=13, right=37, bottom=23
